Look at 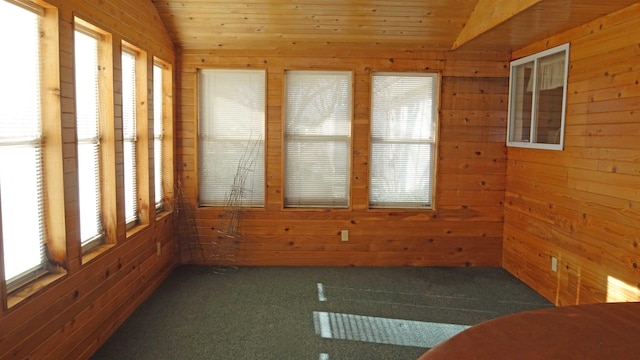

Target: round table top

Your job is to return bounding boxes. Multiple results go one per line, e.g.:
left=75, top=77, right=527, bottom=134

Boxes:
left=418, top=302, right=640, bottom=360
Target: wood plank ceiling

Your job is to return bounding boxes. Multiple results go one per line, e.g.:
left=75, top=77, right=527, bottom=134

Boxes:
left=150, top=0, right=639, bottom=52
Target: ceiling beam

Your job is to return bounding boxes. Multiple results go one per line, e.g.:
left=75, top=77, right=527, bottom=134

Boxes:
left=452, top=0, right=542, bottom=50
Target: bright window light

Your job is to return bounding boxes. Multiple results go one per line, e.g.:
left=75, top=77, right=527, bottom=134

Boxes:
left=0, top=1, right=47, bottom=285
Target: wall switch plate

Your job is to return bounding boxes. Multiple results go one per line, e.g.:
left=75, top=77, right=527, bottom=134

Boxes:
left=341, top=230, right=349, bottom=241
left=551, top=256, right=558, bottom=272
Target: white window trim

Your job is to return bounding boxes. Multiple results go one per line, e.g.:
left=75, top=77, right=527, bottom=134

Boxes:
left=507, top=43, right=570, bottom=151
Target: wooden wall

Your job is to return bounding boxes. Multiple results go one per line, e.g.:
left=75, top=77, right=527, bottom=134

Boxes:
left=503, top=3, right=640, bottom=305
left=0, top=1, right=176, bottom=359
left=177, top=49, right=510, bottom=267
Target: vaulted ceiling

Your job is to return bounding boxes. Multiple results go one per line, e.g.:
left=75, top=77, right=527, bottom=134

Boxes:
left=150, top=0, right=639, bottom=53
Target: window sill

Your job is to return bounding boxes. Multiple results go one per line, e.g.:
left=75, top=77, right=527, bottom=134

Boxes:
left=7, top=272, right=66, bottom=309
left=82, top=243, right=116, bottom=264
left=126, top=223, right=149, bottom=239
left=507, top=141, right=563, bottom=151
left=155, top=209, right=173, bottom=221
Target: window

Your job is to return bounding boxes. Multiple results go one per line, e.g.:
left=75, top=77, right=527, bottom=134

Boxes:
left=0, top=0, right=47, bottom=290
left=284, top=70, right=352, bottom=208
left=153, top=58, right=173, bottom=213
left=507, top=43, right=569, bottom=150
left=369, top=73, right=438, bottom=209
left=153, top=62, right=164, bottom=210
left=1, top=0, right=63, bottom=292
left=74, top=18, right=115, bottom=253
left=198, top=69, right=265, bottom=207
left=121, top=42, right=148, bottom=229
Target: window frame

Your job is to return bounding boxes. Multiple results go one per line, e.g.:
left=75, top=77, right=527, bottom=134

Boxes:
left=0, top=0, right=65, bottom=295
left=152, top=58, right=174, bottom=214
left=507, top=43, right=570, bottom=150
left=74, top=17, right=116, bottom=256
left=197, top=68, right=267, bottom=208
left=121, top=41, right=149, bottom=232
left=368, top=71, right=439, bottom=209
left=283, top=69, right=354, bottom=209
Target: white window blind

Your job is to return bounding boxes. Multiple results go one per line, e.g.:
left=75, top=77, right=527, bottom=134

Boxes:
left=284, top=70, right=352, bottom=208
left=370, top=73, right=437, bottom=209
left=153, top=63, right=164, bottom=209
left=121, top=48, right=138, bottom=225
left=199, top=69, right=265, bottom=207
left=74, top=26, right=103, bottom=250
left=0, top=1, right=48, bottom=289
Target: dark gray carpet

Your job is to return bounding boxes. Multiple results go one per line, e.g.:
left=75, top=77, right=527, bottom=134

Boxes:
left=92, top=266, right=553, bottom=360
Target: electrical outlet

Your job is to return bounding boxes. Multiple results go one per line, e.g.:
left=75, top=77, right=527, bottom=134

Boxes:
left=156, top=242, right=161, bottom=256
left=341, top=230, right=349, bottom=241
left=551, top=256, right=558, bottom=272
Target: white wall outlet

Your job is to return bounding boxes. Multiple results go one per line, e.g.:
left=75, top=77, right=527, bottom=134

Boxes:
left=156, top=242, right=161, bottom=256
left=551, top=256, right=558, bottom=272
left=341, top=230, right=349, bottom=241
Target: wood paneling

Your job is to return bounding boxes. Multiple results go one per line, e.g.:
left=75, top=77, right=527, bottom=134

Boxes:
left=177, top=49, right=509, bottom=268
left=452, top=0, right=542, bottom=50
left=455, top=0, right=639, bottom=52
left=0, top=1, right=177, bottom=359
left=152, top=0, right=479, bottom=51
left=152, top=0, right=638, bottom=53
left=503, top=3, right=640, bottom=305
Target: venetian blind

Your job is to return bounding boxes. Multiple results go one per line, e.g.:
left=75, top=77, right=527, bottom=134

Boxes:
left=369, top=73, right=437, bottom=209
left=198, top=69, right=266, bottom=207
left=74, top=25, right=103, bottom=249
left=284, top=70, right=352, bottom=208
left=121, top=48, right=138, bottom=225
left=0, top=0, right=48, bottom=289
left=153, top=63, right=164, bottom=209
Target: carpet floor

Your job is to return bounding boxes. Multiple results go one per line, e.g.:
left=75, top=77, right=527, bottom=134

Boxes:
left=92, top=265, right=553, bottom=360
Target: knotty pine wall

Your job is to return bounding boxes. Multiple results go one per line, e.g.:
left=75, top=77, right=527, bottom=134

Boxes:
left=177, top=50, right=510, bottom=267
left=503, top=3, right=640, bottom=305
left=0, top=1, right=176, bottom=359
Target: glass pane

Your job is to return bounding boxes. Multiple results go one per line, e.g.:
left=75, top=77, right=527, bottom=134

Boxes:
left=77, top=143, right=101, bottom=243
left=153, top=65, right=163, bottom=206
left=369, top=143, right=432, bottom=206
left=154, top=138, right=162, bottom=206
left=200, top=70, right=265, bottom=139
left=371, top=75, right=434, bottom=141
left=0, top=147, right=44, bottom=280
left=74, top=30, right=99, bottom=139
left=509, top=61, right=534, bottom=143
left=122, top=50, right=137, bottom=223
left=121, top=51, right=136, bottom=140
left=284, top=140, right=349, bottom=207
left=285, top=71, right=351, bottom=136
left=199, top=139, right=265, bottom=207
left=0, top=2, right=40, bottom=140
left=123, top=140, right=136, bottom=223
left=534, top=51, right=566, bottom=144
